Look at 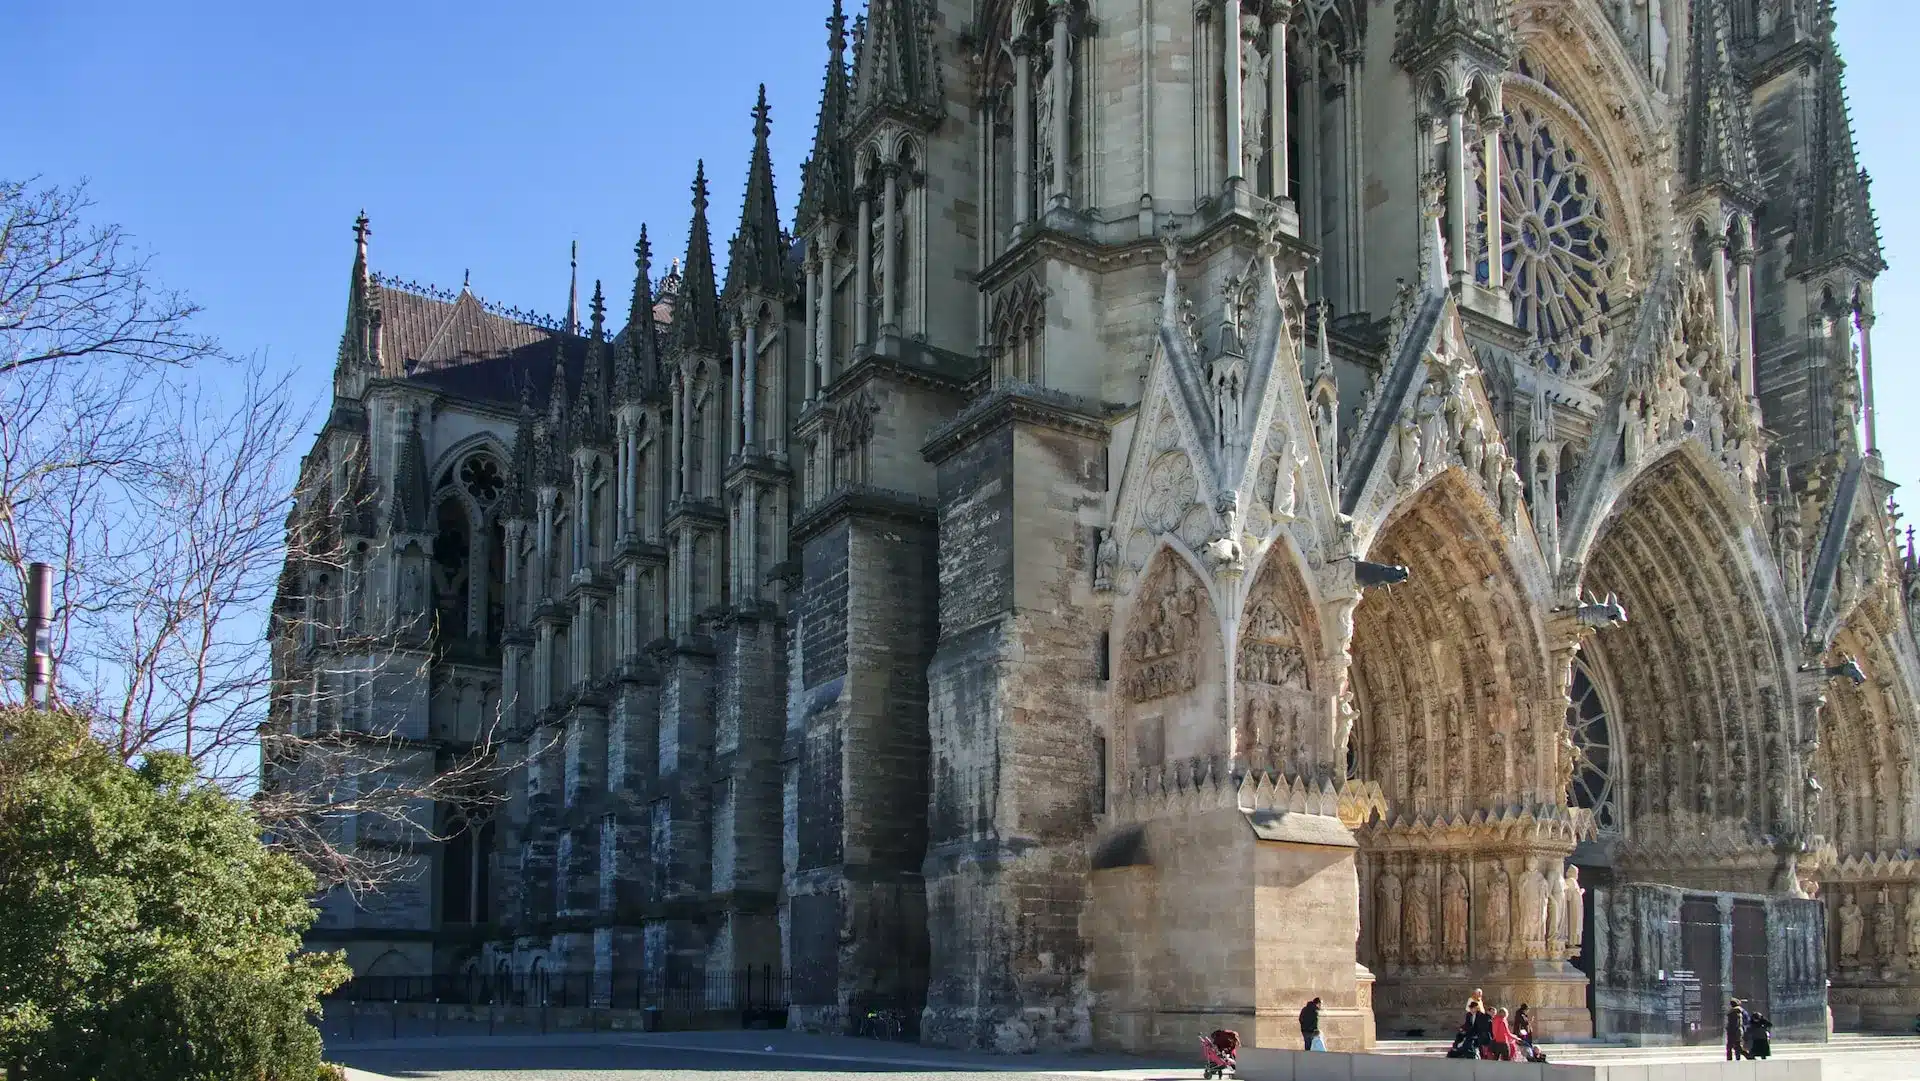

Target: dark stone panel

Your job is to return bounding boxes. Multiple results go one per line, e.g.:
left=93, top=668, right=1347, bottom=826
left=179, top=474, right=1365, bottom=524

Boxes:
left=798, top=715, right=844, bottom=872
left=934, top=423, right=1015, bottom=640
left=789, top=888, right=841, bottom=1006
left=800, top=523, right=850, bottom=688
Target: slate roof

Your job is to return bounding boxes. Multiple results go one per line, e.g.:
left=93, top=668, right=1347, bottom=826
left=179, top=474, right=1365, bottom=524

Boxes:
left=370, top=280, right=670, bottom=410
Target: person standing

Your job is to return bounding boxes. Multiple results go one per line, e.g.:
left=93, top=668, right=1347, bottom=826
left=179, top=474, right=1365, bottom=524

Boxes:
left=1724, top=998, right=1748, bottom=1060
left=1300, top=997, right=1324, bottom=1050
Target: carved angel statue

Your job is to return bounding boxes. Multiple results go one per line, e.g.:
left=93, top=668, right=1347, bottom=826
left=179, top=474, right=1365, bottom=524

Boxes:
left=1272, top=439, right=1308, bottom=520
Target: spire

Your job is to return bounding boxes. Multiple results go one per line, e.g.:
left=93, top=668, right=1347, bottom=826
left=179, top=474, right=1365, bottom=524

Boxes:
left=1802, top=6, right=1886, bottom=274
left=566, top=240, right=580, bottom=335
left=505, top=379, right=537, bottom=520
left=543, top=338, right=570, bottom=482
left=726, top=86, right=789, bottom=300
left=672, top=162, right=724, bottom=356
left=1680, top=0, right=1760, bottom=200
left=618, top=225, right=662, bottom=403
left=798, top=0, right=854, bottom=234
left=574, top=281, right=611, bottom=445
left=334, top=211, right=380, bottom=390
left=389, top=411, right=432, bottom=535
left=850, top=0, right=943, bottom=126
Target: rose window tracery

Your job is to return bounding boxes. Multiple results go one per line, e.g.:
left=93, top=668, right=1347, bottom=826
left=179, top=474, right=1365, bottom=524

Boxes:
left=1494, top=102, right=1614, bottom=373
left=1566, top=658, right=1620, bottom=835
left=460, top=453, right=504, bottom=506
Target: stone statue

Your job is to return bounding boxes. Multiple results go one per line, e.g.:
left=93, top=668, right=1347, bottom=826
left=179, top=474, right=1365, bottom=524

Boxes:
left=1875, top=888, right=1898, bottom=963
left=1241, top=14, right=1268, bottom=170
left=1839, top=892, right=1864, bottom=965
left=1376, top=870, right=1403, bottom=962
left=1906, top=892, right=1920, bottom=969
left=1520, top=866, right=1551, bottom=954
left=1564, top=866, right=1586, bottom=950
left=1485, top=865, right=1512, bottom=961
left=1406, top=872, right=1434, bottom=963
left=1094, top=528, right=1118, bottom=592
left=1272, top=440, right=1303, bottom=519
left=1648, top=0, right=1670, bottom=90
left=1442, top=865, right=1470, bottom=964
left=1034, top=61, right=1058, bottom=192
left=1609, top=891, right=1635, bottom=980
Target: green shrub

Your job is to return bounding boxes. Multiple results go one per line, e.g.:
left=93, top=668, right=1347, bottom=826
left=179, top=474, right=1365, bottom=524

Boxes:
left=0, top=708, right=348, bottom=1080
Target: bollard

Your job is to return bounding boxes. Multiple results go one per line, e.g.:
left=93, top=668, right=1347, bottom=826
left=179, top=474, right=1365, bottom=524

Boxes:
left=434, top=997, right=440, bottom=1037
left=391, top=1000, right=398, bottom=1041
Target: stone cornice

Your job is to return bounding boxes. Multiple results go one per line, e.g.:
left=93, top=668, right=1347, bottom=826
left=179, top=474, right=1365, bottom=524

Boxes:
left=791, top=485, right=937, bottom=545
left=921, top=382, right=1112, bottom=465
left=978, top=199, right=1316, bottom=294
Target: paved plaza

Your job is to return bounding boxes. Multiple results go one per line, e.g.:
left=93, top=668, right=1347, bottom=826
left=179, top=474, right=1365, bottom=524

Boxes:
left=326, top=1031, right=1920, bottom=1081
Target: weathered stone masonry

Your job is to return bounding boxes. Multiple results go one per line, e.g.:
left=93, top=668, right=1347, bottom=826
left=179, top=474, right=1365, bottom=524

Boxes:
left=265, top=0, right=1920, bottom=1050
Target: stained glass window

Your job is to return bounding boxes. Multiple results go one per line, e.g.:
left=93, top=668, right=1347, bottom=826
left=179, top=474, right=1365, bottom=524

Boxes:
left=1499, top=103, right=1613, bottom=373
left=1566, top=658, right=1620, bottom=835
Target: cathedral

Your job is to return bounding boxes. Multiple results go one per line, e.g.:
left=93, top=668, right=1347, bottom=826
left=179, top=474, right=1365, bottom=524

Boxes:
left=265, top=0, right=1920, bottom=1052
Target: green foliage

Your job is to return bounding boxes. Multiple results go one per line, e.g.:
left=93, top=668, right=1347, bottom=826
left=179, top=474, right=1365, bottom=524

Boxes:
left=0, top=708, right=348, bottom=1080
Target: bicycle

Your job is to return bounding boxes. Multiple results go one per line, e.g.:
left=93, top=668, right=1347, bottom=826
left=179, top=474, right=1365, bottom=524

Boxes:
left=858, top=1008, right=905, bottom=1042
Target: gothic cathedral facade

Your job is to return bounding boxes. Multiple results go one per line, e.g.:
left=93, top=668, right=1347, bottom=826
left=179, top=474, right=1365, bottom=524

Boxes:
left=266, top=0, right=1920, bottom=1050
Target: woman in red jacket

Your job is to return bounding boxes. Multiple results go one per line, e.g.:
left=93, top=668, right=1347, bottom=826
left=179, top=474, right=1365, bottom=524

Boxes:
left=1488, top=1007, right=1519, bottom=1061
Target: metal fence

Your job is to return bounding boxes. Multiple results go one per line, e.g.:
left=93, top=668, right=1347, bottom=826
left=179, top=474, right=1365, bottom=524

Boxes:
left=324, top=965, right=790, bottom=1015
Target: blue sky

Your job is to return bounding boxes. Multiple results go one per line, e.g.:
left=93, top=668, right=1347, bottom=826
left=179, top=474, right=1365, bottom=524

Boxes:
left=4, top=1, right=1919, bottom=500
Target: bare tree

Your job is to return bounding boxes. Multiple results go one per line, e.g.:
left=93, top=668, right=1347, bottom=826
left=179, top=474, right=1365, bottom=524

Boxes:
left=0, top=177, right=529, bottom=896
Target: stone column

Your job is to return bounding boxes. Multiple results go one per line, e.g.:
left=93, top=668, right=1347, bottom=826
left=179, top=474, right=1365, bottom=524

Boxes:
left=1710, top=235, right=1732, bottom=351
left=1268, top=8, right=1290, bottom=201
left=819, top=245, right=837, bottom=389
left=1049, top=1, right=1071, bottom=205
left=1482, top=108, right=1504, bottom=294
left=856, top=190, right=873, bottom=349
left=678, top=372, right=693, bottom=498
left=1344, top=52, right=1365, bottom=306
left=1014, top=37, right=1033, bottom=225
left=1857, top=294, right=1877, bottom=454
left=1224, top=0, right=1245, bottom=182
left=881, top=166, right=900, bottom=334
left=670, top=377, right=684, bottom=500
left=729, top=324, right=744, bottom=457
left=744, top=321, right=760, bottom=451
left=803, top=256, right=820, bottom=401
left=626, top=419, right=641, bottom=535
left=1446, top=95, right=1469, bottom=286
left=1736, top=245, right=1757, bottom=399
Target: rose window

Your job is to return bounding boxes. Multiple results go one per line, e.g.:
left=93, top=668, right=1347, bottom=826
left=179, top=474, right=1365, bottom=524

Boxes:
left=460, top=453, right=504, bottom=505
left=1566, top=658, right=1620, bottom=836
left=1496, top=103, right=1613, bottom=373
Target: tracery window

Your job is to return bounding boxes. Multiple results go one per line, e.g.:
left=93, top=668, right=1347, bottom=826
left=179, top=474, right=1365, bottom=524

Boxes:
left=1495, top=101, right=1614, bottom=373
left=1566, top=657, right=1620, bottom=835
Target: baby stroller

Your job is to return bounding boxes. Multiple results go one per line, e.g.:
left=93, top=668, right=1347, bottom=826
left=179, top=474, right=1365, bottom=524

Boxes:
left=1202, top=1030, right=1240, bottom=1079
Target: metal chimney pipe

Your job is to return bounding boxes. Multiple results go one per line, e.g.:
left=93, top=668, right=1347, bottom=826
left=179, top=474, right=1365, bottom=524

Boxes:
left=24, top=562, right=51, bottom=707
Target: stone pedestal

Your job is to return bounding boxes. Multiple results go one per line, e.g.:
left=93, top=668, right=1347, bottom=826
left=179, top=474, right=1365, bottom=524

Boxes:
left=1085, top=807, right=1375, bottom=1054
